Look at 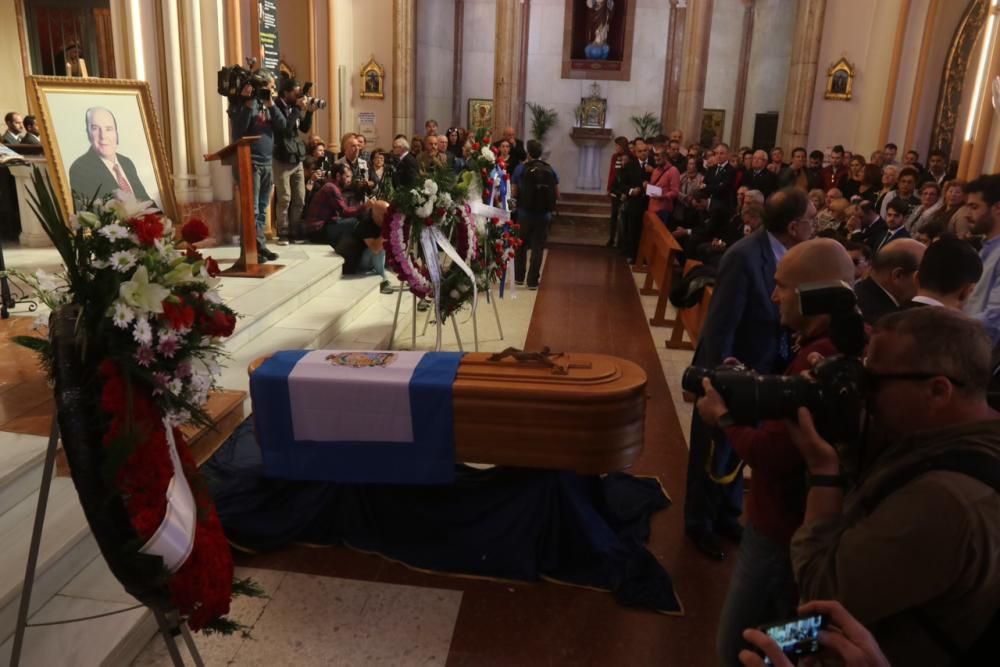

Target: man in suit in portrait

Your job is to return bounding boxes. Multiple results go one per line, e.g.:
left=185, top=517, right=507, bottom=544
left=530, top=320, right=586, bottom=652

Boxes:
left=684, top=187, right=814, bottom=560
left=855, top=238, right=925, bottom=325
left=69, top=106, right=151, bottom=204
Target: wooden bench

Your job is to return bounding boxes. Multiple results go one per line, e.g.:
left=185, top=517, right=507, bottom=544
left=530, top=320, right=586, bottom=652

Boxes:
left=632, top=211, right=685, bottom=327
left=665, top=260, right=713, bottom=351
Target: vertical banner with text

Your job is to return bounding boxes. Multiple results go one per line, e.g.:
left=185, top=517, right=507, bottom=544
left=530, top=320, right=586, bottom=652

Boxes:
left=259, top=0, right=280, bottom=79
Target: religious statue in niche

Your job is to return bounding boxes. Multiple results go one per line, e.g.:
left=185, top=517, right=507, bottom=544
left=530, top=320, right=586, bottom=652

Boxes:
left=824, top=58, right=855, bottom=101
left=360, top=57, right=385, bottom=99
left=585, top=0, right=614, bottom=60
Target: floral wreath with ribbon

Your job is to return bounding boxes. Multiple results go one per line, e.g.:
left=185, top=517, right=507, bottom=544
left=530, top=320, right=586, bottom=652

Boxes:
left=382, top=169, right=480, bottom=328
left=11, top=175, right=263, bottom=634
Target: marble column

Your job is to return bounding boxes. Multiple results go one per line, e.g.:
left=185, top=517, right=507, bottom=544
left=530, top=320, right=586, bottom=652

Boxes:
left=10, top=161, right=52, bottom=247
left=661, top=0, right=686, bottom=134
left=199, top=0, right=233, bottom=201
left=675, top=0, right=714, bottom=146
left=181, top=0, right=213, bottom=203
left=327, top=0, right=340, bottom=149
left=778, top=0, right=826, bottom=151
left=878, top=0, right=911, bottom=147
left=393, top=0, right=416, bottom=139
left=729, top=0, right=755, bottom=147
left=492, top=0, right=527, bottom=138
left=966, top=3, right=1000, bottom=177
left=452, top=0, right=465, bottom=128
left=162, top=0, right=192, bottom=204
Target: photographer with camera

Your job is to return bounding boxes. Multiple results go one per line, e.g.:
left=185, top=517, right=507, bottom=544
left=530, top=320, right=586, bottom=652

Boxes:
left=685, top=188, right=814, bottom=562
left=272, top=78, right=318, bottom=242
left=228, top=77, right=281, bottom=262
left=786, top=307, right=1000, bottom=665
left=695, top=238, right=858, bottom=667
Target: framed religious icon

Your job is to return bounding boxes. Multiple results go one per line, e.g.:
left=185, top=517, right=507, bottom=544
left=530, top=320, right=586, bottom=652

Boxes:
left=360, top=58, right=385, bottom=99
left=577, top=83, right=607, bottom=128
left=825, top=58, right=855, bottom=100
left=468, top=98, right=493, bottom=132
left=700, top=109, right=725, bottom=147
left=27, top=76, right=178, bottom=220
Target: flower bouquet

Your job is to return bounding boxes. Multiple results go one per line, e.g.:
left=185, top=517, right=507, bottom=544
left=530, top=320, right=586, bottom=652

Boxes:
left=383, top=167, right=480, bottom=323
left=12, top=170, right=261, bottom=633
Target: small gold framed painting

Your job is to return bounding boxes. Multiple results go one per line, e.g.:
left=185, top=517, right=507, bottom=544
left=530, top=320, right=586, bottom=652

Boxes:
left=360, top=58, right=385, bottom=99
left=825, top=58, right=855, bottom=101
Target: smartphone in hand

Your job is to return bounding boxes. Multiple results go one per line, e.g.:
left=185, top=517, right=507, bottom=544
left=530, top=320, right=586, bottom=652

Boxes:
left=756, top=614, right=828, bottom=665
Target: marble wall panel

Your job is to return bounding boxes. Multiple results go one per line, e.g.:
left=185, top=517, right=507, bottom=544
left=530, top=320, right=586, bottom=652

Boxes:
left=416, top=0, right=456, bottom=129
left=704, top=0, right=745, bottom=143
left=741, top=0, right=796, bottom=148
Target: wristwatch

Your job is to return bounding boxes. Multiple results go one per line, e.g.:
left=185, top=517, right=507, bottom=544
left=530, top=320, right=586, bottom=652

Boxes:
left=808, top=472, right=847, bottom=488
left=717, top=412, right=736, bottom=429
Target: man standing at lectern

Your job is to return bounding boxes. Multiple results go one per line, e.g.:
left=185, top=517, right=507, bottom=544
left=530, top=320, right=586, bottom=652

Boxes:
left=229, top=82, right=281, bottom=262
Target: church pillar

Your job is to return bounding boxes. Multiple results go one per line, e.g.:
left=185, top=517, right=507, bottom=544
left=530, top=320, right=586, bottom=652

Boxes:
left=729, top=0, right=755, bottom=147
left=492, top=0, right=527, bottom=138
left=903, top=0, right=940, bottom=153
left=675, top=0, right=714, bottom=147
left=180, top=0, right=212, bottom=203
left=393, top=0, right=416, bottom=139
left=161, top=0, right=191, bottom=204
left=964, top=0, right=1000, bottom=177
left=778, top=0, right=826, bottom=151
left=878, top=0, right=912, bottom=148
left=452, top=0, right=465, bottom=128
left=199, top=0, right=233, bottom=201
left=661, top=0, right=686, bottom=134
left=326, top=0, right=341, bottom=149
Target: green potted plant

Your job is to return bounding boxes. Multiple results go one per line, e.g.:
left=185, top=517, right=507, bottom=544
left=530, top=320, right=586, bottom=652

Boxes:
left=527, top=102, right=559, bottom=143
left=630, top=112, right=662, bottom=138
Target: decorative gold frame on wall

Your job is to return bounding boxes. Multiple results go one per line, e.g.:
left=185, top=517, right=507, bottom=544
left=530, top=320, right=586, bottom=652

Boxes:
left=360, top=58, right=385, bottom=99
left=26, top=76, right=179, bottom=222
left=931, top=0, right=989, bottom=155
left=468, top=98, right=494, bottom=132
left=577, top=84, right=608, bottom=128
left=824, top=58, right=855, bottom=100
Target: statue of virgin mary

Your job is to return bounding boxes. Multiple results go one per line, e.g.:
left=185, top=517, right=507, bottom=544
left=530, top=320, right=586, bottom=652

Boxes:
left=585, top=0, right=614, bottom=60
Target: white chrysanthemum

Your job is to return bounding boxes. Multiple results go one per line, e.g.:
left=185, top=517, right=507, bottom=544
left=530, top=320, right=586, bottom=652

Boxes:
left=110, top=249, right=139, bottom=273
left=167, top=377, right=183, bottom=395
left=423, top=179, right=439, bottom=196
left=132, top=317, right=153, bottom=345
left=481, top=146, right=496, bottom=163
left=92, top=258, right=111, bottom=270
left=438, top=192, right=453, bottom=209
left=415, top=199, right=435, bottom=219
left=111, top=301, right=135, bottom=329
left=98, top=223, right=130, bottom=241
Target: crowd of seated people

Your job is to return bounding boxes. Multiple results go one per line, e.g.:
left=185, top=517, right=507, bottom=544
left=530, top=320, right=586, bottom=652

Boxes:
left=640, top=128, right=1000, bottom=665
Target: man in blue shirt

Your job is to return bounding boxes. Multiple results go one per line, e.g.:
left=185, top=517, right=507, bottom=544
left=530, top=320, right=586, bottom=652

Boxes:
left=962, top=174, right=1000, bottom=343
left=511, top=139, right=559, bottom=289
left=229, top=82, right=280, bottom=261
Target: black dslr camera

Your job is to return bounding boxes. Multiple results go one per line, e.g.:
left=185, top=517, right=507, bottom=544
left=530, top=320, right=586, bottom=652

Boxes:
left=217, top=57, right=272, bottom=102
left=301, top=82, right=328, bottom=110
left=683, top=282, right=867, bottom=443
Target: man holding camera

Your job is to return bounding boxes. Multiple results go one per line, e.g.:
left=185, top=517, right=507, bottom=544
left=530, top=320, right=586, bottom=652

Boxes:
left=272, top=78, right=316, bottom=242
left=696, top=238, right=857, bottom=666
left=786, top=307, right=1000, bottom=665
left=229, top=81, right=281, bottom=261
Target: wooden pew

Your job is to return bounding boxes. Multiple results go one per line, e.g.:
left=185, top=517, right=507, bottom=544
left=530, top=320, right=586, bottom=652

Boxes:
left=632, top=211, right=684, bottom=327
left=665, top=260, right=714, bottom=351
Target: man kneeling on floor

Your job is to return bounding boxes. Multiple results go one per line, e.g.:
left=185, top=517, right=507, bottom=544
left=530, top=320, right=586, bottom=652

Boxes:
left=696, top=238, right=858, bottom=666
left=302, top=162, right=394, bottom=294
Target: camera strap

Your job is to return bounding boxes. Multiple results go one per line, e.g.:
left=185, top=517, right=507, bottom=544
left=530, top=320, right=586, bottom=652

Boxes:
left=705, top=436, right=745, bottom=485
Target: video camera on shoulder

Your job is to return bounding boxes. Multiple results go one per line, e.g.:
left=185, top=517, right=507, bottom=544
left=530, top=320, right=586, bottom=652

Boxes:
left=217, top=57, right=272, bottom=103
left=683, top=281, right=867, bottom=444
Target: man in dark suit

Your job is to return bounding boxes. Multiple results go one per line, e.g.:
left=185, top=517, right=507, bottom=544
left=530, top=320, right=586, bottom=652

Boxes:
left=902, top=236, right=982, bottom=310
left=871, top=197, right=912, bottom=253
left=704, top=143, right=736, bottom=216
left=744, top=149, right=777, bottom=198
left=69, top=106, right=151, bottom=205
left=496, top=126, right=527, bottom=174
left=391, top=134, right=419, bottom=189
left=684, top=187, right=813, bottom=559
left=849, top=200, right=887, bottom=253
left=855, top=238, right=925, bottom=324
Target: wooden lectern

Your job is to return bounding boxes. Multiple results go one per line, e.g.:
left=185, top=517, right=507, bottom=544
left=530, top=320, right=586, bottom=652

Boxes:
left=205, top=136, right=283, bottom=278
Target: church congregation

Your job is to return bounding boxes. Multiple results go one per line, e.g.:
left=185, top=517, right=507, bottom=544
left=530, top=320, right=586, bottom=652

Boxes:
left=3, top=1, right=1000, bottom=666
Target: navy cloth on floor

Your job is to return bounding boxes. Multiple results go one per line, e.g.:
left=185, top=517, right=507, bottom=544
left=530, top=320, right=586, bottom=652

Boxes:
left=205, top=419, right=681, bottom=614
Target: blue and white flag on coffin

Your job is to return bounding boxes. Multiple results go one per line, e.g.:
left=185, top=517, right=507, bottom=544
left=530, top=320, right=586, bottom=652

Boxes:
left=250, top=350, right=464, bottom=484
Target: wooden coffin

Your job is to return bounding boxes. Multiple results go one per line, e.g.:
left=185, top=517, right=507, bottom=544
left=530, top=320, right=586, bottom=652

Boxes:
left=248, top=351, right=647, bottom=474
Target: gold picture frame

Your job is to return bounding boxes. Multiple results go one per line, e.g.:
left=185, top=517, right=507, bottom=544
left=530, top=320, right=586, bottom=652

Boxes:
left=468, top=98, right=493, bottom=132
left=27, top=75, right=178, bottom=221
left=360, top=58, right=385, bottom=99
left=825, top=58, right=855, bottom=101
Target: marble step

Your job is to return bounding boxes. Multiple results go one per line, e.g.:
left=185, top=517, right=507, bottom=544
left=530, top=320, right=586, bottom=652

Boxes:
left=0, top=433, right=48, bottom=517
left=0, top=478, right=99, bottom=645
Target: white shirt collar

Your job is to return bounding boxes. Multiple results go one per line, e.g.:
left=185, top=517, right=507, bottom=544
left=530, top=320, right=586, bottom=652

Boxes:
left=912, top=295, right=945, bottom=307
left=766, top=232, right=788, bottom=263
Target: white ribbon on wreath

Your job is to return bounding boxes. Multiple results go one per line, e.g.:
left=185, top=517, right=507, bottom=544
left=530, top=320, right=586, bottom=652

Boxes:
left=138, top=419, right=197, bottom=573
left=419, top=221, right=478, bottom=351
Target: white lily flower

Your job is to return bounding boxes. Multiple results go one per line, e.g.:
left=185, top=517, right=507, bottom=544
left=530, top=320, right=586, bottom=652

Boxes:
left=108, top=190, right=157, bottom=220
left=119, top=265, right=169, bottom=314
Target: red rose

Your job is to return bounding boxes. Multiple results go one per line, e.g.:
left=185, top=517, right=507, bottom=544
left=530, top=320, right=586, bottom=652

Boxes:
left=130, top=214, right=164, bottom=246
left=162, top=299, right=196, bottom=330
left=201, top=309, right=236, bottom=337
left=205, top=257, right=221, bottom=277
left=472, top=142, right=480, bottom=151
left=181, top=219, right=209, bottom=244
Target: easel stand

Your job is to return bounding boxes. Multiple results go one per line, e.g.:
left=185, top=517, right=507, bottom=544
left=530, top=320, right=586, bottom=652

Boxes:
left=8, top=417, right=205, bottom=667
left=388, top=281, right=504, bottom=352
left=205, top=137, right=283, bottom=278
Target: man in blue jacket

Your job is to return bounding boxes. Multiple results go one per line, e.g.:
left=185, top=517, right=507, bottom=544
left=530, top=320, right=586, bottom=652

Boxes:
left=684, top=187, right=814, bottom=560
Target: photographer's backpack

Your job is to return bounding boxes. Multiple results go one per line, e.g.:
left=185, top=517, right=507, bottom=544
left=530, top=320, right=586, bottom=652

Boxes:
left=519, top=160, right=558, bottom=214
left=862, top=449, right=1000, bottom=664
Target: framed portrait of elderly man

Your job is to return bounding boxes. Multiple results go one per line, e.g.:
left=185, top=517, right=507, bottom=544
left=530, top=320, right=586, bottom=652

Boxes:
left=26, top=76, right=177, bottom=220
